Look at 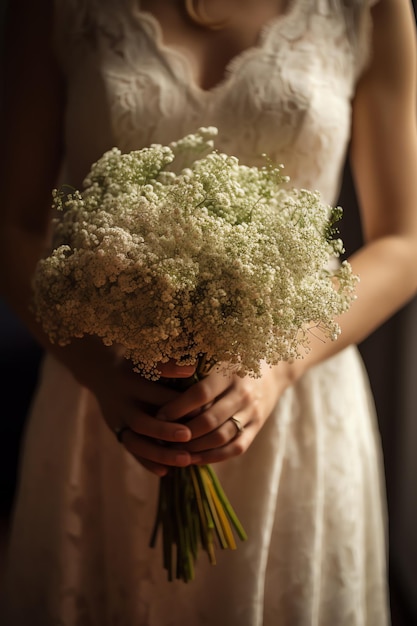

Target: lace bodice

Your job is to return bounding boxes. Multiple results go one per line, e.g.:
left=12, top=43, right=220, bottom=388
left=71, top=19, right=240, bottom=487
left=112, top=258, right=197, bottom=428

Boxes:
left=54, top=0, right=376, bottom=204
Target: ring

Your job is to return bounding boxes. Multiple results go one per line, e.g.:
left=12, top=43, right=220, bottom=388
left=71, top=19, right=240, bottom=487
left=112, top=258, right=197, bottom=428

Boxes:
left=229, top=416, right=244, bottom=437
left=113, top=425, right=130, bottom=443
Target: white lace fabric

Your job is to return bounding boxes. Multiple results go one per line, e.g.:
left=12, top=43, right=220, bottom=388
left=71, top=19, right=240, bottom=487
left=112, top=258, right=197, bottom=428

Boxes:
left=56, top=0, right=372, bottom=201
left=1, top=1, right=390, bottom=624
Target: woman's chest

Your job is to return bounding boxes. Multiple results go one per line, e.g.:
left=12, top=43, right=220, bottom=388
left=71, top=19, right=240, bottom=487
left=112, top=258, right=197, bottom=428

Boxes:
left=62, top=1, right=358, bottom=197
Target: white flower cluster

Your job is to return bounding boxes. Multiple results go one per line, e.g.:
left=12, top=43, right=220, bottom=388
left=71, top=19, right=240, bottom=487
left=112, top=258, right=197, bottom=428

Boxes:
left=32, top=127, right=358, bottom=379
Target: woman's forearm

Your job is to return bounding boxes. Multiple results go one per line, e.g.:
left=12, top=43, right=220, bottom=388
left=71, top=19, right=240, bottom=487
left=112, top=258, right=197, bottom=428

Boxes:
left=293, top=233, right=417, bottom=379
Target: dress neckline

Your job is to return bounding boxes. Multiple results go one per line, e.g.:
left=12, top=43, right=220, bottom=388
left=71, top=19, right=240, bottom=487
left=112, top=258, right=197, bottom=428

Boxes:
left=131, top=0, right=300, bottom=96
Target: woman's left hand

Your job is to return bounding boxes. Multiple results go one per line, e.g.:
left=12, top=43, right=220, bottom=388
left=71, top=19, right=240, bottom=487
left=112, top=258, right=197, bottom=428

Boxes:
left=156, top=361, right=298, bottom=465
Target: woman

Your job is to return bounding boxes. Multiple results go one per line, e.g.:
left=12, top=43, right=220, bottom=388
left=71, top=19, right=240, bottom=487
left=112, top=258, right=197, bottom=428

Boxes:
left=1, top=0, right=417, bottom=623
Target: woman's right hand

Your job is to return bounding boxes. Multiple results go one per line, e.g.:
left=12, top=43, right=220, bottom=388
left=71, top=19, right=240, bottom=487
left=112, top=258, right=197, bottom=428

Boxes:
left=59, top=337, right=197, bottom=476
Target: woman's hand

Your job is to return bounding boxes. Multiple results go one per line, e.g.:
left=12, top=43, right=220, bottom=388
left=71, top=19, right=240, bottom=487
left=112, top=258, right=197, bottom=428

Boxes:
left=62, top=339, right=199, bottom=476
left=52, top=334, right=301, bottom=475
left=155, top=360, right=299, bottom=465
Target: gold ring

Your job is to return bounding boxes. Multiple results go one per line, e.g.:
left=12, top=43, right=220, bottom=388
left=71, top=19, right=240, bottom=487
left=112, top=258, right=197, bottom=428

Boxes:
left=229, top=416, right=244, bottom=437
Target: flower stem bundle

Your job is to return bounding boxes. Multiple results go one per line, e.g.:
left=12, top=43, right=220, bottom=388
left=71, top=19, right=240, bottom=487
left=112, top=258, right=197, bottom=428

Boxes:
left=150, top=464, right=247, bottom=582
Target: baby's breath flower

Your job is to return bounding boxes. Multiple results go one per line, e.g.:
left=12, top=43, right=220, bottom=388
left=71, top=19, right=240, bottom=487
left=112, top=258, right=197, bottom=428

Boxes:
left=32, top=128, right=358, bottom=379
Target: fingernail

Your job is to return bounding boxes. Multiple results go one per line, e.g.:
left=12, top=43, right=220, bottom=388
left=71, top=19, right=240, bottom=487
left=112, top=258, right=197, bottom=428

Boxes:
left=174, top=428, right=191, bottom=442
left=175, top=452, right=190, bottom=465
left=172, top=365, right=196, bottom=377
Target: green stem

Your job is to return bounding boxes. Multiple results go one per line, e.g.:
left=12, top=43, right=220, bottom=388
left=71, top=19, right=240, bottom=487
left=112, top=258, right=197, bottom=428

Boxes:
left=205, top=464, right=248, bottom=541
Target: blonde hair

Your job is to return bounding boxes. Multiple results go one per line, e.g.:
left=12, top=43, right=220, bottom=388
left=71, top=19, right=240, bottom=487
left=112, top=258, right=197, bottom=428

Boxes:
left=184, top=0, right=228, bottom=30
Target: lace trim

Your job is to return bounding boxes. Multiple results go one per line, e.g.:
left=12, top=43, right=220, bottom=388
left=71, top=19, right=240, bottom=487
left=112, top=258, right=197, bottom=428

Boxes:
left=129, top=0, right=305, bottom=96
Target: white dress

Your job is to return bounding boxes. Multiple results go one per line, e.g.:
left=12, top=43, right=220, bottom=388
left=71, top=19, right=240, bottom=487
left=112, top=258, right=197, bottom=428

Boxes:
left=2, top=0, right=390, bottom=624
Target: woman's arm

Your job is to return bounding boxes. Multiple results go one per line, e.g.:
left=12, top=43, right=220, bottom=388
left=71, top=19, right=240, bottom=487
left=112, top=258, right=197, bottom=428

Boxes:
left=307, top=0, right=417, bottom=363
left=155, top=0, right=417, bottom=464
left=0, top=0, right=200, bottom=476
left=0, top=0, right=65, bottom=322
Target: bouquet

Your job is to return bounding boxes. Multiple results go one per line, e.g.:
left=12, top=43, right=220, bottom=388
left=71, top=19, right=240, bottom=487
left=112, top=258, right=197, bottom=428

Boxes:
left=32, top=127, right=357, bottom=581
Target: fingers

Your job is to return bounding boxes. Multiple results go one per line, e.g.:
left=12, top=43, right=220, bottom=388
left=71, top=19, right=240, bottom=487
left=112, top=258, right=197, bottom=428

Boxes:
left=151, top=368, right=277, bottom=464
left=158, top=359, right=197, bottom=379
left=189, top=429, right=250, bottom=464
left=124, top=450, right=187, bottom=478
left=151, top=369, right=252, bottom=462
left=117, top=404, right=194, bottom=470
left=183, top=384, right=245, bottom=439
left=182, top=414, right=248, bottom=454
left=156, top=368, right=234, bottom=422
left=119, top=414, right=250, bottom=474
left=101, top=362, right=200, bottom=476
left=117, top=382, right=252, bottom=472
left=123, top=406, right=192, bottom=443
left=137, top=459, right=169, bottom=477
left=126, top=375, right=180, bottom=406
left=122, top=428, right=194, bottom=468
left=108, top=364, right=283, bottom=474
